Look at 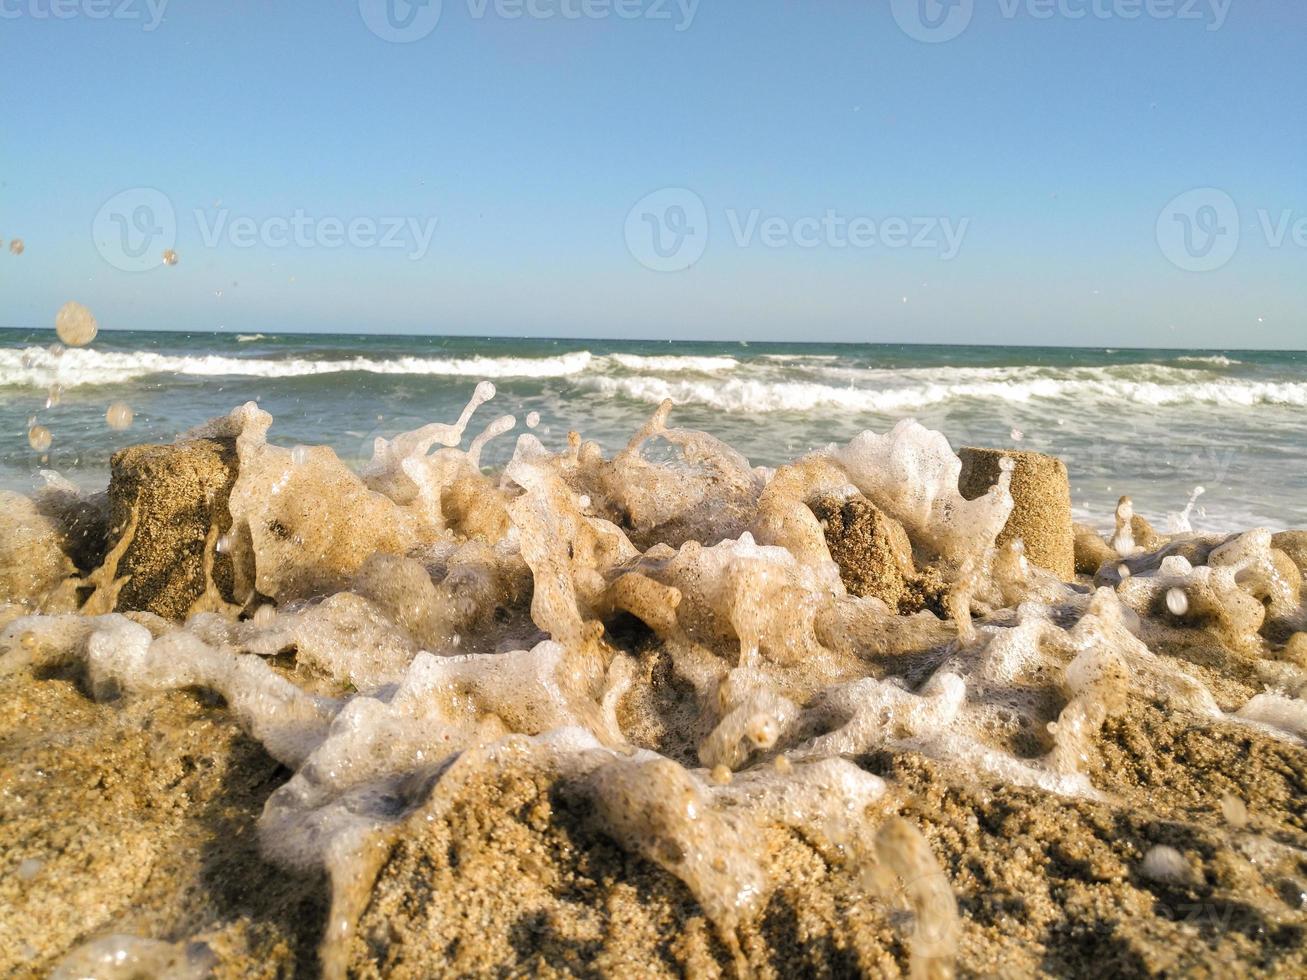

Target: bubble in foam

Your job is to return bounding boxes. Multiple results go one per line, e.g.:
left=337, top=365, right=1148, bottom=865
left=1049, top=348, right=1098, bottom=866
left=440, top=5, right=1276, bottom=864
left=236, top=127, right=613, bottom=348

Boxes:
left=9, top=238, right=24, bottom=255
left=1220, top=794, right=1248, bottom=829
left=1166, top=588, right=1189, bottom=617
left=106, top=401, right=134, bottom=430
left=526, top=411, right=541, bottom=429
left=27, top=424, right=52, bottom=452
left=54, top=301, right=98, bottom=347
left=1141, top=844, right=1192, bottom=884
left=162, top=248, right=179, bottom=266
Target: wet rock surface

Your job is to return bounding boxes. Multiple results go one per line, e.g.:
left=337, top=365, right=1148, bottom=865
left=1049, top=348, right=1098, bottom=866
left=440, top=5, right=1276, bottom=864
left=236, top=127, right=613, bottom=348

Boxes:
left=107, top=439, right=239, bottom=620
left=959, top=447, right=1075, bottom=581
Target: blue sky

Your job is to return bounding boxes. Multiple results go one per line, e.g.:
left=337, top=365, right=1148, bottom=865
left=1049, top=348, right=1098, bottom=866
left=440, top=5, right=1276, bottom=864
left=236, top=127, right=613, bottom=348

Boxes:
left=0, top=0, right=1302, bottom=346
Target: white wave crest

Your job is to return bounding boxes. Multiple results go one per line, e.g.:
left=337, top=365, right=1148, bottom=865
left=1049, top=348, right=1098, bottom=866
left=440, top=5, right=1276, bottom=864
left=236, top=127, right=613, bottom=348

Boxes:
left=1175, top=355, right=1242, bottom=367
left=0, top=347, right=594, bottom=388
left=606, top=353, right=739, bottom=373
left=579, top=374, right=1307, bottom=414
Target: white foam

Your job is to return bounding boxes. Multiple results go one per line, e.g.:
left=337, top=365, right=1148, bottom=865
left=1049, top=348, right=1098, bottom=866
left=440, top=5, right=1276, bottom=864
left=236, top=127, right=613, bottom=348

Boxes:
left=0, top=346, right=594, bottom=387
left=577, top=370, right=1307, bottom=414
left=606, top=353, right=739, bottom=373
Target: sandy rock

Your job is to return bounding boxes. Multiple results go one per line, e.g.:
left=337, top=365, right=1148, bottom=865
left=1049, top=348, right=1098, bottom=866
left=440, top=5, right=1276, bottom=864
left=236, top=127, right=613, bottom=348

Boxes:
left=0, top=491, right=78, bottom=613
left=959, top=447, right=1074, bottom=581
left=1272, top=531, right=1307, bottom=577
left=0, top=671, right=325, bottom=977
left=1074, top=522, right=1117, bottom=576
left=811, top=493, right=915, bottom=607
left=33, top=483, right=111, bottom=574
left=107, top=439, right=239, bottom=620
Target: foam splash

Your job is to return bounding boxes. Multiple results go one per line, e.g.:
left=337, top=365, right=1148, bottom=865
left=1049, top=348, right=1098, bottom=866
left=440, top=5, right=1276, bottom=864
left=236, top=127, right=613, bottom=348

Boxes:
left=3, top=385, right=1305, bottom=977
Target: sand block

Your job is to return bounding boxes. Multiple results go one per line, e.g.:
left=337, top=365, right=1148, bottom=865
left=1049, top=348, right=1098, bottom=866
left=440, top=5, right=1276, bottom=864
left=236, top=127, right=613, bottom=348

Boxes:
left=108, top=439, right=239, bottom=620
left=810, top=493, right=915, bottom=608
left=1073, top=522, right=1117, bottom=576
left=0, top=491, right=78, bottom=613
left=1272, top=531, right=1307, bottom=577
left=958, top=447, right=1074, bottom=581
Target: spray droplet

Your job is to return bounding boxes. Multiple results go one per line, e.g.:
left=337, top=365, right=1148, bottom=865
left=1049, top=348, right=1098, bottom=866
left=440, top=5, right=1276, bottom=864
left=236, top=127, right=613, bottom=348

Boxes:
left=106, top=402, right=135, bottom=430
left=291, top=445, right=311, bottom=466
left=1166, top=588, right=1189, bottom=617
left=1220, top=794, right=1248, bottom=829
left=526, top=411, right=541, bottom=429
left=9, top=239, right=24, bottom=256
left=215, top=534, right=232, bottom=555
left=1010, top=427, right=1024, bottom=442
left=45, top=385, right=62, bottom=408
left=54, top=301, right=98, bottom=347
left=28, top=424, right=52, bottom=452
left=162, top=248, right=179, bottom=266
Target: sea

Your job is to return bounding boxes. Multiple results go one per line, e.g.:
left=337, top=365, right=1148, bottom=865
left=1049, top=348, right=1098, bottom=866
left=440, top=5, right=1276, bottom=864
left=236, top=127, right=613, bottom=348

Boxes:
left=1, top=328, right=1304, bottom=532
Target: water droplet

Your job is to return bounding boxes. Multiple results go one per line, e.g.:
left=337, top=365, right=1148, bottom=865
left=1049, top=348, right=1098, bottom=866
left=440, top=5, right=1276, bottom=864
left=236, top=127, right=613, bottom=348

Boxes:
left=162, top=248, right=179, bottom=266
left=1166, top=588, right=1189, bottom=617
left=45, top=385, right=62, bottom=408
left=27, top=424, right=52, bottom=452
left=54, top=301, right=98, bottom=347
left=291, top=445, right=311, bottom=466
left=9, top=239, right=24, bottom=256
left=106, top=402, right=135, bottom=430
left=526, top=411, right=541, bottom=429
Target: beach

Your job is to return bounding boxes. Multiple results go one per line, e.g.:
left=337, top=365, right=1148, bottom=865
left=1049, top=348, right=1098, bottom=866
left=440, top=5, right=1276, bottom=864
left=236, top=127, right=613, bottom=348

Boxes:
left=1, top=346, right=1305, bottom=977
left=2, top=329, right=1305, bottom=531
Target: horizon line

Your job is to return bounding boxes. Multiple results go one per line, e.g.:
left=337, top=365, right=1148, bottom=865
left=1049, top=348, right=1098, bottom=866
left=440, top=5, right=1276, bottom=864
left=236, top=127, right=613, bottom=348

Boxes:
left=0, top=324, right=1303, bottom=355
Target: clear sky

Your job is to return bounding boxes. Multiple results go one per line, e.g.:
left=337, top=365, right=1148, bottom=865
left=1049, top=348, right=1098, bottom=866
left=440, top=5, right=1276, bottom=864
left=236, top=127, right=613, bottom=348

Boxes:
left=0, top=0, right=1302, bottom=346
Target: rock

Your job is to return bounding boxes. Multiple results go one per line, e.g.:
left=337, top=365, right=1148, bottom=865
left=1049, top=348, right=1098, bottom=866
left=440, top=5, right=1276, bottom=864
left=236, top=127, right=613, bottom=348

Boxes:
left=958, top=448, right=1074, bottom=581
left=1272, top=531, right=1307, bottom=577
left=33, top=480, right=111, bottom=574
left=107, top=439, right=239, bottom=620
left=810, top=493, right=915, bottom=608
left=0, top=491, right=79, bottom=615
left=1073, top=523, right=1117, bottom=576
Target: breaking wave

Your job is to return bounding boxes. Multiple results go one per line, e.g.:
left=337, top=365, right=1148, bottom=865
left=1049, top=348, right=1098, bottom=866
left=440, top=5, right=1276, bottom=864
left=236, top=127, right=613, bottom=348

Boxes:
left=0, top=347, right=596, bottom=387
left=579, top=373, right=1307, bottom=413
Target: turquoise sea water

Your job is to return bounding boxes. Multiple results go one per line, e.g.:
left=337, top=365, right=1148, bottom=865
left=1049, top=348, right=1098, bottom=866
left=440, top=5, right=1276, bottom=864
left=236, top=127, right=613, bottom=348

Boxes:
left=1, top=328, right=1304, bottom=531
